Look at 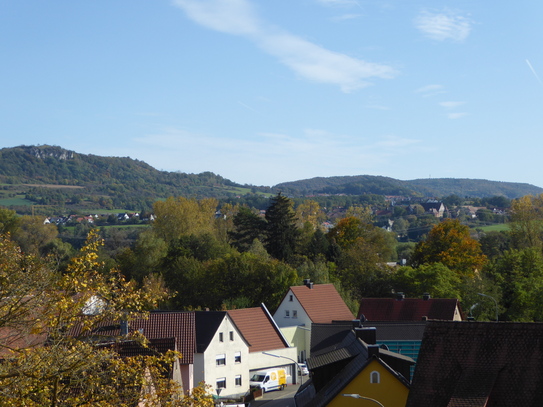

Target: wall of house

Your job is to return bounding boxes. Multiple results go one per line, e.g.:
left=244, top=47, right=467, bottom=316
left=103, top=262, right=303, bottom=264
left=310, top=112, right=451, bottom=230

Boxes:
left=273, top=290, right=312, bottom=329
left=180, top=364, right=194, bottom=394
left=247, top=346, right=301, bottom=385
left=279, top=325, right=310, bottom=362
left=193, top=316, right=250, bottom=399
left=328, top=359, right=409, bottom=407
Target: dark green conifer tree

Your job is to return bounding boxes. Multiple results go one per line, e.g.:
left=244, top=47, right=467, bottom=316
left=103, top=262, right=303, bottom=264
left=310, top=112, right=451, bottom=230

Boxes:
left=264, top=193, right=301, bottom=262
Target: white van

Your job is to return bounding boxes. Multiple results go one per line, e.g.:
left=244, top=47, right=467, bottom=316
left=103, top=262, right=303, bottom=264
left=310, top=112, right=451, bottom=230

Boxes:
left=249, top=369, right=287, bottom=393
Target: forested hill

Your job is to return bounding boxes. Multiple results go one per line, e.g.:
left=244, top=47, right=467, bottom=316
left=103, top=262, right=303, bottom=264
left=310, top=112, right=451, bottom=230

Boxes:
left=0, top=145, right=251, bottom=209
left=275, top=175, right=543, bottom=199
left=1, top=146, right=542, bottom=209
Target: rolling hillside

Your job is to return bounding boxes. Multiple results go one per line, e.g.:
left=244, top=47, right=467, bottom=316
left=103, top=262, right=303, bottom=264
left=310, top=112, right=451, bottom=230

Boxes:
left=0, top=145, right=541, bottom=215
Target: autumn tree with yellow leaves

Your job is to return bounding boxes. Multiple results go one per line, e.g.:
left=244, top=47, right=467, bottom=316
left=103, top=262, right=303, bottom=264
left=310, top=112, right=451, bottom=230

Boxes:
left=0, top=231, right=213, bottom=406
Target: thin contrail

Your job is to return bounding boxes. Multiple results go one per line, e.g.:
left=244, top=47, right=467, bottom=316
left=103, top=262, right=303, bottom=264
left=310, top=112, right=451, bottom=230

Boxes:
left=526, top=59, right=543, bottom=86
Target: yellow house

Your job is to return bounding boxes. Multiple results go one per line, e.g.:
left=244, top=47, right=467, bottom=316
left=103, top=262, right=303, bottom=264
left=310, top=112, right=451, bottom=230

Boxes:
left=294, top=326, right=413, bottom=407
left=327, top=358, right=410, bottom=407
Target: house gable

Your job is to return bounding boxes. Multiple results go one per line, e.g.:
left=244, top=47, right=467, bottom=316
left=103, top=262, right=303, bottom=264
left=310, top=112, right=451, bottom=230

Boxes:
left=274, top=282, right=353, bottom=327
left=327, top=358, right=410, bottom=407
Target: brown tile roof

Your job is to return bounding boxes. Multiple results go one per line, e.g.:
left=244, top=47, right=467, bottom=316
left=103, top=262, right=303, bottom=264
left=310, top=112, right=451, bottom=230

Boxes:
left=406, top=321, right=543, bottom=407
left=69, top=311, right=196, bottom=364
left=290, top=284, right=354, bottom=324
left=357, top=297, right=460, bottom=321
left=228, top=305, right=289, bottom=352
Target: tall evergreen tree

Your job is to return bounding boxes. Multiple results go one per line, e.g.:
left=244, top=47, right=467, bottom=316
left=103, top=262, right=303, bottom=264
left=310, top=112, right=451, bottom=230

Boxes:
left=264, top=193, right=301, bottom=262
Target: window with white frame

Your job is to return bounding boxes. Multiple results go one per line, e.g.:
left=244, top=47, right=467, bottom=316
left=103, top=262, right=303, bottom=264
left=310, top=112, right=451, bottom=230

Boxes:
left=285, top=310, right=290, bottom=318
left=235, top=375, right=242, bottom=386
left=216, top=354, right=226, bottom=366
left=370, top=371, right=380, bottom=384
left=234, top=351, right=241, bottom=363
left=216, top=377, right=226, bottom=389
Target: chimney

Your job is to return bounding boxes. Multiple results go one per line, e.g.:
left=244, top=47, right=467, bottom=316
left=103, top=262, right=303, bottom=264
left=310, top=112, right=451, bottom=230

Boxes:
left=396, top=292, right=405, bottom=301
left=367, top=344, right=380, bottom=358
left=303, top=279, right=311, bottom=286
left=352, top=319, right=362, bottom=329
left=355, top=327, right=377, bottom=345
left=309, top=282, right=314, bottom=289
left=422, top=293, right=431, bottom=301
left=120, top=320, right=129, bottom=336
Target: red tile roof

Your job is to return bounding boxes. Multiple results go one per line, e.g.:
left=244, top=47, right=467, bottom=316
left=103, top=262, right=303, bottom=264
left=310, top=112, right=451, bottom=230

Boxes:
left=290, top=284, right=354, bottom=324
left=357, top=298, right=460, bottom=322
left=228, top=305, right=288, bottom=352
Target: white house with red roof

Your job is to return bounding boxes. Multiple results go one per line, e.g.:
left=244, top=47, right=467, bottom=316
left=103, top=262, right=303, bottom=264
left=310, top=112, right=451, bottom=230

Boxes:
left=228, top=304, right=299, bottom=384
left=273, top=280, right=354, bottom=362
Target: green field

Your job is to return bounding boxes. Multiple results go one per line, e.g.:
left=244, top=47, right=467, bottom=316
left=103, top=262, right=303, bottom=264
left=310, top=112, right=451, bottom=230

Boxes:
left=0, top=196, right=34, bottom=206
left=474, top=223, right=509, bottom=233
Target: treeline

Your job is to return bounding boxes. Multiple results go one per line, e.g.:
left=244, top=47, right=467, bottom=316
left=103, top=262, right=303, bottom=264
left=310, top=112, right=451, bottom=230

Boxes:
left=4, top=191, right=543, bottom=321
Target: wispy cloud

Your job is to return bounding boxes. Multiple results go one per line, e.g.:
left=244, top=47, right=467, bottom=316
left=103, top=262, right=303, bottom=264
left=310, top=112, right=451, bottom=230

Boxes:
left=526, top=59, right=543, bottom=86
left=130, top=127, right=426, bottom=185
left=414, top=9, right=472, bottom=42
left=316, top=0, right=363, bottom=8
left=415, top=84, right=445, bottom=97
left=439, top=101, right=465, bottom=109
left=173, top=0, right=397, bottom=92
left=331, top=14, right=363, bottom=22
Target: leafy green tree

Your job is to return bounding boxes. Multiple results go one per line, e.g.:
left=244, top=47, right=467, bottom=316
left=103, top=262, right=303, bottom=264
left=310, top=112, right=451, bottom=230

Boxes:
left=0, top=208, right=19, bottom=235
left=264, top=193, right=301, bottom=262
left=488, top=248, right=543, bottom=321
left=479, top=231, right=511, bottom=261
left=509, top=194, right=543, bottom=250
left=11, top=215, right=59, bottom=255
left=202, top=252, right=299, bottom=310
left=152, top=196, right=218, bottom=243
left=393, top=263, right=462, bottom=299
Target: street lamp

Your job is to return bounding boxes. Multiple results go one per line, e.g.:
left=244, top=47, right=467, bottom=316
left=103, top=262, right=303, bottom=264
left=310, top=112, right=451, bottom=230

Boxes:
left=262, top=351, right=303, bottom=385
left=342, top=393, right=385, bottom=407
left=477, top=293, right=499, bottom=321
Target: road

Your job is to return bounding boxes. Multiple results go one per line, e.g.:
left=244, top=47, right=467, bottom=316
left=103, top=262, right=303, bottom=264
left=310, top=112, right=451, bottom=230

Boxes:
left=248, top=383, right=300, bottom=407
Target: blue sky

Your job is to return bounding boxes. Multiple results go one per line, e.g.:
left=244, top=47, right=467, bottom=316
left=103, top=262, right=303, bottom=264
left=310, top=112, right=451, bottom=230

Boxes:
left=1, top=1, right=542, bottom=187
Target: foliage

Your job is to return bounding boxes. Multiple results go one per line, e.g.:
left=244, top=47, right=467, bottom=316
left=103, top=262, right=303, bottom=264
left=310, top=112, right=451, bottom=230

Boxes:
left=410, top=219, right=487, bottom=277
left=508, top=194, right=543, bottom=250
left=229, top=207, right=267, bottom=252
left=393, top=263, right=462, bottom=300
left=152, top=196, right=219, bottom=243
left=0, top=231, right=183, bottom=406
left=487, top=248, right=543, bottom=321
left=264, top=193, right=301, bottom=262
left=275, top=175, right=541, bottom=199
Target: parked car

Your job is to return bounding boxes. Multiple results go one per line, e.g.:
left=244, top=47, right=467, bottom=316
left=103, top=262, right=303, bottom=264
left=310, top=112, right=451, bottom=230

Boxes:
left=298, top=363, right=309, bottom=376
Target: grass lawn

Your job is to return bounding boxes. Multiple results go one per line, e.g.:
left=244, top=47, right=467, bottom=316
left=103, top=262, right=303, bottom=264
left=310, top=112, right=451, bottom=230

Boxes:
left=475, top=223, right=509, bottom=233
